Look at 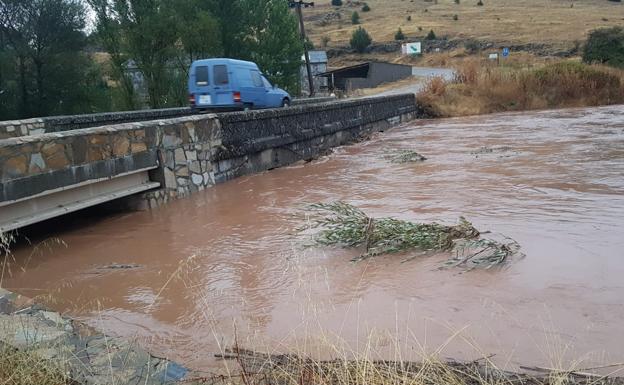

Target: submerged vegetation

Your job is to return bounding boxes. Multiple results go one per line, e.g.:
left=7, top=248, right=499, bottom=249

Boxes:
left=388, top=150, right=427, bottom=163
left=417, top=61, right=624, bottom=117
left=304, top=202, right=520, bottom=269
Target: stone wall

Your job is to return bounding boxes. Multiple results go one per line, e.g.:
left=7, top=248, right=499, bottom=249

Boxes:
left=0, top=97, right=336, bottom=139
left=1, top=94, right=418, bottom=210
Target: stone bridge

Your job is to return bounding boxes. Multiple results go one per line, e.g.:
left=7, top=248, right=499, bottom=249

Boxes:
left=0, top=94, right=420, bottom=232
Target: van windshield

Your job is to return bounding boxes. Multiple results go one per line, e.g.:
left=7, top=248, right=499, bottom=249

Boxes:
left=195, top=66, right=209, bottom=86
left=214, top=65, right=229, bottom=85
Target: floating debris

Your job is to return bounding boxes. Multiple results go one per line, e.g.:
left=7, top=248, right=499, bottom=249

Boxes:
left=388, top=150, right=427, bottom=163
left=98, top=263, right=142, bottom=270
left=445, top=238, right=523, bottom=271
left=304, top=202, right=521, bottom=270
left=210, top=347, right=624, bottom=385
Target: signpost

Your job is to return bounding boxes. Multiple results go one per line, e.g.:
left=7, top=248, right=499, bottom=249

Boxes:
left=289, top=0, right=316, bottom=96
left=401, top=42, right=422, bottom=56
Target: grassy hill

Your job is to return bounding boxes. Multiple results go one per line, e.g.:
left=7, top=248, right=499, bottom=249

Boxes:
left=304, top=0, right=624, bottom=58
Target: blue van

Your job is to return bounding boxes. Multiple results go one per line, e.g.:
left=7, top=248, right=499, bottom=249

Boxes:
left=188, top=58, right=292, bottom=111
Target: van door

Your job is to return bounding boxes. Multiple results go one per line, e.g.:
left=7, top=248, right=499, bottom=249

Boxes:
left=213, top=64, right=234, bottom=105
left=193, top=65, right=213, bottom=107
left=249, top=69, right=267, bottom=108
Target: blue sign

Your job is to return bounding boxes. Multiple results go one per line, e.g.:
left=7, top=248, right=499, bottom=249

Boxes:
left=502, top=47, right=510, bottom=57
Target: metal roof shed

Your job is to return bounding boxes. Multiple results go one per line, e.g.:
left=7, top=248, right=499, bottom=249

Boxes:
left=318, top=62, right=412, bottom=91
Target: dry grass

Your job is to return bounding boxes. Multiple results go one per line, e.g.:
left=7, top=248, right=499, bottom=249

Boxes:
left=305, top=0, right=624, bottom=51
left=417, top=60, right=624, bottom=117
left=0, top=346, right=71, bottom=385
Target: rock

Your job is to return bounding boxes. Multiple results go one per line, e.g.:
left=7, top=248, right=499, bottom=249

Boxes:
left=191, top=173, right=203, bottom=186
left=28, top=152, right=46, bottom=173
left=164, top=168, right=176, bottom=188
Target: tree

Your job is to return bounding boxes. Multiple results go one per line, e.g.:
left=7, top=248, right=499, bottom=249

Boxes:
left=583, top=27, right=624, bottom=68
left=395, top=28, right=405, bottom=41
left=331, top=0, right=342, bottom=5
left=350, top=26, right=372, bottom=53
left=362, top=3, right=370, bottom=11
left=351, top=11, right=360, bottom=24
left=240, top=0, right=303, bottom=93
left=0, top=0, right=109, bottom=118
left=426, top=29, right=437, bottom=40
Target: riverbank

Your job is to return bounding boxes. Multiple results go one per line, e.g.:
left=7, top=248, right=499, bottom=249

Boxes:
left=0, top=288, right=189, bottom=385
left=416, top=60, right=624, bottom=117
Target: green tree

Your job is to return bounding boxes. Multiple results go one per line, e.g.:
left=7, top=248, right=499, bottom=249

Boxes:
left=362, top=3, right=371, bottom=11
left=351, top=11, right=360, bottom=24
left=208, top=0, right=245, bottom=58
left=350, top=26, right=372, bottom=53
left=395, top=28, right=405, bottom=40
left=426, top=29, right=437, bottom=40
left=240, top=0, right=303, bottom=93
left=331, top=0, right=342, bottom=6
left=583, top=27, right=624, bottom=68
left=0, top=0, right=110, bottom=118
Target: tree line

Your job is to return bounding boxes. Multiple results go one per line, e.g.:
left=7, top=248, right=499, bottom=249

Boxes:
left=0, top=0, right=303, bottom=120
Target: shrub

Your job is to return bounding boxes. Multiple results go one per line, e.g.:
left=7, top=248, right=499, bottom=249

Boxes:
left=331, top=0, right=342, bottom=6
left=362, top=3, right=371, bottom=11
left=395, top=28, right=405, bottom=40
left=407, top=15, right=412, bottom=21
left=351, top=11, right=360, bottom=24
left=477, top=0, right=483, bottom=5
left=321, top=36, right=331, bottom=47
left=583, top=27, right=624, bottom=68
left=464, top=39, right=480, bottom=53
left=350, top=26, right=372, bottom=53
left=453, top=14, right=458, bottom=20
left=455, top=0, right=460, bottom=3
left=426, top=29, right=437, bottom=40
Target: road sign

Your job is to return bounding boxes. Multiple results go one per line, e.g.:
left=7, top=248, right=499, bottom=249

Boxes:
left=401, top=42, right=422, bottom=55
left=502, top=47, right=510, bottom=57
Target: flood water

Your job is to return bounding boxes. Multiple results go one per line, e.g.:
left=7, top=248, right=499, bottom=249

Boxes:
left=4, top=105, right=624, bottom=372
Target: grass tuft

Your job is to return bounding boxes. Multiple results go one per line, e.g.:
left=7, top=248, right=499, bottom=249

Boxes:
left=0, top=346, right=71, bottom=385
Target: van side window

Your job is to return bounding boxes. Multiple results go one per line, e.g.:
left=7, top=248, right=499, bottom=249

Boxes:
left=250, top=70, right=263, bottom=87
left=214, top=65, right=229, bottom=85
left=195, top=66, right=209, bottom=86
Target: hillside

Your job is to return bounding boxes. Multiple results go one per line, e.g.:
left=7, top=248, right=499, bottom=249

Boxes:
left=304, top=0, right=624, bottom=60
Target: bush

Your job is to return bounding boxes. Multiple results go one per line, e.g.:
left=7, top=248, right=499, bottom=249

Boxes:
left=477, top=0, right=483, bottom=5
left=455, top=0, right=460, bottom=3
left=350, top=26, right=372, bottom=53
left=351, top=11, right=360, bottom=24
left=407, top=15, right=412, bottom=21
left=464, top=39, right=480, bottom=53
left=395, top=28, right=405, bottom=40
left=331, top=0, right=342, bottom=6
left=362, top=3, right=371, bottom=11
left=583, top=27, right=624, bottom=68
left=453, top=14, right=458, bottom=20
left=321, top=36, right=331, bottom=47
left=426, top=29, right=437, bottom=40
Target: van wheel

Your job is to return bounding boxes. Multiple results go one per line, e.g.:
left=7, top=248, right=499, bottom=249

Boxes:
left=282, top=98, right=291, bottom=108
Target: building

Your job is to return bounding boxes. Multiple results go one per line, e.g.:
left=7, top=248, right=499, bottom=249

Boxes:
left=317, top=62, right=413, bottom=92
left=300, top=50, right=328, bottom=95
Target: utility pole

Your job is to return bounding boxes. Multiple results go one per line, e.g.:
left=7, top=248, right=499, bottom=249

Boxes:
left=289, top=0, right=315, bottom=97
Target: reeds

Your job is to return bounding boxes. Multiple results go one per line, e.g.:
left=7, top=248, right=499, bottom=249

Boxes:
left=417, top=60, right=624, bottom=117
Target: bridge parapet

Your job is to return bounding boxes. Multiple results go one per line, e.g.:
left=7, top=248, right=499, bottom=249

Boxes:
left=1, top=94, right=418, bottom=231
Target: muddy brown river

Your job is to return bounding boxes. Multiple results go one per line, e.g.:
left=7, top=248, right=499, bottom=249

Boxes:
left=4, top=105, right=624, bottom=372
